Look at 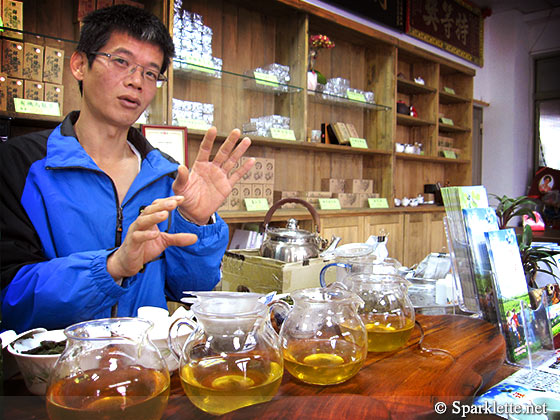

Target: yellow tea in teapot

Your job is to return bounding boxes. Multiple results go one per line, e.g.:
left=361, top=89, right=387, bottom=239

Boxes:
left=363, top=315, right=414, bottom=352
left=179, top=354, right=283, bottom=415
left=283, top=339, right=365, bottom=385
left=46, top=366, right=169, bottom=420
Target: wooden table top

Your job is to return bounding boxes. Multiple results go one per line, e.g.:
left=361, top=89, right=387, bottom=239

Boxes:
left=4, top=314, right=507, bottom=420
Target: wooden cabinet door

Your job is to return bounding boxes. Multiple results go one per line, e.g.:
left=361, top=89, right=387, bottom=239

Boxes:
left=403, top=213, right=429, bottom=267
left=320, top=216, right=365, bottom=246
left=428, top=211, right=447, bottom=254
left=365, top=213, right=404, bottom=264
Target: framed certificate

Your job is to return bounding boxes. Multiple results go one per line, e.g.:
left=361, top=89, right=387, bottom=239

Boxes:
left=141, top=125, right=188, bottom=166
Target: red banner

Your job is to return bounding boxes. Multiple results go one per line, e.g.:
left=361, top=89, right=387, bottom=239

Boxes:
left=406, top=0, right=483, bottom=66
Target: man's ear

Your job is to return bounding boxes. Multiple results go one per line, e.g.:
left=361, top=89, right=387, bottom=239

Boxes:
left=70, top=51, right=87, bottom=81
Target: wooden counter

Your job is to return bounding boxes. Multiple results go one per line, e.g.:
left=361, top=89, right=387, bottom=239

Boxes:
left=3, top=314, right=506, bottom=420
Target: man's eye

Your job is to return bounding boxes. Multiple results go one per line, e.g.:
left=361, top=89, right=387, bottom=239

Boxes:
left=112, top=57, right=129, bottom=67
left=145, top=70, right=158, bottom=81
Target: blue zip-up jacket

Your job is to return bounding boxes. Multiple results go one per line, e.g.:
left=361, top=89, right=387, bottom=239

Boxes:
left=0, top=112, right=228, bottom=333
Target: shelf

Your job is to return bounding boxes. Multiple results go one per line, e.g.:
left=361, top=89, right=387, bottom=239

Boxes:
left=396, top=114, right=436, bottom=127
left=308, top=90, right=391, bottom=111
left=395, top=152, right=470, bottom=164
left=186, top=129, right=392, bottom=156
left=173, top=60, right=303, bottom=94
left=397, top=79, right=437, bottom=95
left=438, top=123, right=471, bottom=133
left=439, top=91, right=472, bottom=104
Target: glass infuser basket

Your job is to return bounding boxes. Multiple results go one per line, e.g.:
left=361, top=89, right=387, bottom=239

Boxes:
left=46, top=318, right=170, bottom=420
left=168, top=292, right=284, bottom=415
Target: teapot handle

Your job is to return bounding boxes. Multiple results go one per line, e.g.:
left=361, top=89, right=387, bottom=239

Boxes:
left=167, top=317, right=197, bottom=362
left=267, top=300, right=291, bottom=334
left=319, top=262, right=351, bottom=287
left=263, top=198, right=321, bottom=234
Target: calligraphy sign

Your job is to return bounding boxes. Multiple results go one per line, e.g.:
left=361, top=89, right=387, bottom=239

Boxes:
left=406, top=0, right=483, bottom=66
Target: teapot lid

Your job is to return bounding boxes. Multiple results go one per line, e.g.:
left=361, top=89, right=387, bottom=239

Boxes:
left=266, top=218, right=317, bottom=242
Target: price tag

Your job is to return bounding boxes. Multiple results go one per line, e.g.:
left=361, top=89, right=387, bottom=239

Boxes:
left=349, top=137, right=368, bottom=149
left=368, top=198, right=389, bottom=208
left=177, top=117, right=211, bottom=131
left=443, top=86, right=456, bottom=95
left=13, top=98, right=60, bottom=116
left=346, top=90, right=366, bottom=103
left=443, top=150, right=457, bottom=159
left=319, top=198, right=341, bottom=210
left=270, top=128, right=296, bottom=141
left=185, top=55, right=216, bottom=74
left=440, top=117, right=454, bottom=125
left=244, top=198, right=270, bottom=211
left=253, top=72, right=280, bottom=88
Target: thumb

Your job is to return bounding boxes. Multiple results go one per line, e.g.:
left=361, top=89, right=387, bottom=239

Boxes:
left=172, top=165, right=189, bottom=195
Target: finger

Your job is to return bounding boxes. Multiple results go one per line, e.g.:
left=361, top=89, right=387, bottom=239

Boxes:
left=222, top=137, right=252, bottom=173
left=172, top=165, right=189, bottom=195
left=134, top=210, right=170, bottom=231
left=141, top=196, right=184, bottom=215
left=212, top=128, right=241, bottom=167
left=228, top=156, right=256, bottom=186
left=160, top=232, right=198, bottom=248
left=196, top=126, right=218, bottom=163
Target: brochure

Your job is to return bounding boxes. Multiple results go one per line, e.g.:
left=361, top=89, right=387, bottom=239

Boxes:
left=462, top=207, right=500, bottom=323
left=485, top=229, right=534, bottom=363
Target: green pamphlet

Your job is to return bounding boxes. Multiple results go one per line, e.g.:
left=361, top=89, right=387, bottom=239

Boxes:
left=270, top=128, right=296, bottom=141
left=443, top=150, right=457, bottom=159
left=253, top=72, right=280, bottom=88
left=176, top=117, right=210, bottom=131
left=244, top=198, right=269, bottom=211
left=319, top=198, right=341, bottom=210
left=368, top=198, right=389, bottom=208
left=440, top=117, right=454, bottom=125
left=185, top=56, right=216, bottom=74
left=443, top=86, right=456, bottom=94
left=13, top=98, right=60, bottom=116
left=346, top=90, right=366, bottom=103
left=349, top=137, right=368, bottom=149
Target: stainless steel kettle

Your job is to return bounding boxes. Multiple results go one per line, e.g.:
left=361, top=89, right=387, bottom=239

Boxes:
left=260, top=198, right=328, bottom=262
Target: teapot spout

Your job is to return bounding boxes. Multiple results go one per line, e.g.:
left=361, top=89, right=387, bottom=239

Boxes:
left=319, top=235, right=342, bottom=258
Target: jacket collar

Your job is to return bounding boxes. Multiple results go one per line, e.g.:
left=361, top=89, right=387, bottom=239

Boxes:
left=46, top=112, right=178, bottom=187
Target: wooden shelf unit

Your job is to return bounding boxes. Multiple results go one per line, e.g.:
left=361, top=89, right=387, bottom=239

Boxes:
left=1, top=0, right=475, bottom=265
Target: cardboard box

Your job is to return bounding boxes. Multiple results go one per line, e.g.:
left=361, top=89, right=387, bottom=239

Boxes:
left=252, top=183, right=264, bottom=198
left=240, top=157, right=252, bottom=183
left=262, top=157, right=275, bottom=184
left=96, top=0, right=114, bottom=8
left=334, top=193, right=359, bottom=208
left=321, top=178, right=345, bottom=193
left=2, top=39, right=23, bottom=78
left=6, top=77, right=23, bottom=111
left=44, top=83, right=64, bottom=114
left=229, top=185, right=243, bottom=210
left=240, top=184, right=252, bottom=200
left=77, top=0, right=96, bottom=21
left=263, top=185, right=273, bottom=206
left=220, top=249, right=328, bottom=294
left=251, top=158, right=264, bottom=183
left=24, top=80, right=44, bottom=101
left=0, top=73, right=8, bottom=111
left=218, top=195, right=230, bottom=211
left=2, top=1, right=23, bottom=40
left=23, top=43, right=44, bottom=81
left=43, top=47, right=64, bottom=85
left=346, top=179, right=374, bottom=194
left=273, top=190, right=299, bottom=208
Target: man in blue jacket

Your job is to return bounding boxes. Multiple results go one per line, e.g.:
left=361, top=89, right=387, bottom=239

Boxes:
left=0, top=5, right=254, bottom=333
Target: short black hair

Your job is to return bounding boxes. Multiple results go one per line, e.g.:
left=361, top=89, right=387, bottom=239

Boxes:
left=76, top=4, right=174, bottom=91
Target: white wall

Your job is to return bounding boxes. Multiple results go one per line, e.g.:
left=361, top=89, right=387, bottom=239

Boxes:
left=476, top=8, right=560, bottom=199
left=303, top=1, right=560, bottom=198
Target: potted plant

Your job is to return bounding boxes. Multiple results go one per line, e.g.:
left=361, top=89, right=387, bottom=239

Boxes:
left=491, top=194, right=560, bottom=290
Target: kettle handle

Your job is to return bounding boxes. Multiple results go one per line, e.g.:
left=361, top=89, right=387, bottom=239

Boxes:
left=167, top=317, right=197, bottom=362
left=263, top=197, right=321, bottom=233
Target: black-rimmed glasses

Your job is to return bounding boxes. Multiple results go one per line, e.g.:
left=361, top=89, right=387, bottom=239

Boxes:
left=90, top=51, right=167, bottom=88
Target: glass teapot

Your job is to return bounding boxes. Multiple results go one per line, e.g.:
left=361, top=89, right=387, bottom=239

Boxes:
left=274, top=287, right=367, bottom=386
left=168, top=292, right=283, bottom=415
left=341, top=273, right=416, bottom=353
left=46, top=318, right=170, bottom=420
